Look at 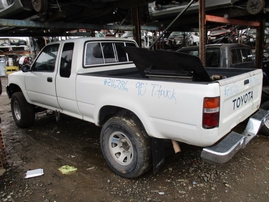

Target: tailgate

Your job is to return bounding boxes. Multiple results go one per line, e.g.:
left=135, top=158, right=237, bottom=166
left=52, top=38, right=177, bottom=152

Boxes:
left=217, top=69, right=263, bottom=135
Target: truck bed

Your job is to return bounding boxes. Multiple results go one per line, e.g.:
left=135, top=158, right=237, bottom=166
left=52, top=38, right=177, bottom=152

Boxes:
left=205, top=67, right=256, bottom=78
left=86, top=46, right=257, bottom=83
left=87, top=66, right=256, bottom=81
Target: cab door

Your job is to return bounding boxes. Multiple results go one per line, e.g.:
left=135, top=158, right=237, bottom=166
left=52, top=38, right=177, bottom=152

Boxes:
left=55, top=42, right=81, bottom=118
left=25, top=43, right=61, bottom=109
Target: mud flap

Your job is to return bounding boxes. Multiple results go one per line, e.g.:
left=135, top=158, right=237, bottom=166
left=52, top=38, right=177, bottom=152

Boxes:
left=151, top=138, right=165, bottom=174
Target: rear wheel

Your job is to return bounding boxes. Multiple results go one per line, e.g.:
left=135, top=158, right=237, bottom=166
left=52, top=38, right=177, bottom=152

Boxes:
left=100, top=115, right=151, bottom=178
left=260, top=101, right=269, bottom=136
left=11, top=92, right=35, bottom=128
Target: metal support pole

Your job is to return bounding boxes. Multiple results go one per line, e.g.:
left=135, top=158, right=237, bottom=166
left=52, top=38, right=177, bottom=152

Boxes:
left=256, top=18, right=265, bottom=69
left=199, top=0, right=206, bottom=67
left=132, top=7, right=142, bottom=47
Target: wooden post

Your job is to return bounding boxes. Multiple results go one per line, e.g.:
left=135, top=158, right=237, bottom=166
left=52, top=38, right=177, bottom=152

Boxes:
left=199, top=0, right=206, bottom=67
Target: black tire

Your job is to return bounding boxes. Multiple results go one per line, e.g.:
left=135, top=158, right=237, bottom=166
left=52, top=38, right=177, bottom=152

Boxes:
left=31, top=0, right=48, bottom=13
left=11, top=92, right=35, bottom=128
left=100, top=115, right=151, bottom=178
left=246, top=0, right=265, bottom=15
left=260, top=101, right=269, bottom=136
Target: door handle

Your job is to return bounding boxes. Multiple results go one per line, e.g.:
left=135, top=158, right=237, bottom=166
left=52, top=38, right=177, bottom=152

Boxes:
left=47, top=77, right=53, bottom=82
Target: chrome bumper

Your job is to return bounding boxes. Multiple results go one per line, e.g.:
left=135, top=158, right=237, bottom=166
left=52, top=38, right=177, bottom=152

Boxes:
left=201, top=108, right=269, bottom=164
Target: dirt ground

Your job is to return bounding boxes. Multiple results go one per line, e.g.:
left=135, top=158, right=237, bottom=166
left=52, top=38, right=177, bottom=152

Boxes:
left=1, top=76, right=269, bottom=202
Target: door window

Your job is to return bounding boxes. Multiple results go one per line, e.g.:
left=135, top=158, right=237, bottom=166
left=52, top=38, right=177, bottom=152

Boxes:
left=32, top=44, right=59, bottom=72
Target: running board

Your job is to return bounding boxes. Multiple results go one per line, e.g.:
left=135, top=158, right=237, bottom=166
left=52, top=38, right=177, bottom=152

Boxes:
left=201, top=108, right=269, bottom=164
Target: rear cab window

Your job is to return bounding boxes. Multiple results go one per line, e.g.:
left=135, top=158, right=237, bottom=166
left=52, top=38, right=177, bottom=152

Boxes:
left=231, top=48, right=254, bottom=65
left=206, top=48, right=220, bottom=67
left=84, top=41, right=136, bottom=67
left=179, top=48, right=220, bottom=67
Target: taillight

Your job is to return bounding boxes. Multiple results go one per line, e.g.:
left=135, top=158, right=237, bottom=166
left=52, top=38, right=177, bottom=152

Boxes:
left=203, top=97, right=220, bottom=129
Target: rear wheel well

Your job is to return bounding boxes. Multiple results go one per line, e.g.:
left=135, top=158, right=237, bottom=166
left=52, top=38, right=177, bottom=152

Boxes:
left=99, top=106, right=140, bottom=126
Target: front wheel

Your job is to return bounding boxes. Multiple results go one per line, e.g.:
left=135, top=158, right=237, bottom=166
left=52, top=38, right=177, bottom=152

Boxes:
left=11, top=92, right=35, bottom=128
left=100, top=115, right=151, bottom=178
left=259, top=101, right=269, bottom=136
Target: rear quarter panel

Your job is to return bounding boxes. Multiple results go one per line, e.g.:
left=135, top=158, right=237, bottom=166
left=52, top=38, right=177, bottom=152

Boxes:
left=75, top=75, right=225, bottom=147
left=75, top=69, right=262, bottom=147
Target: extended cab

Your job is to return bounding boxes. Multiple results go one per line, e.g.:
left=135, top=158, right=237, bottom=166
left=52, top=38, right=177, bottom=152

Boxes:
left=6, top=37, right=269, bottom=178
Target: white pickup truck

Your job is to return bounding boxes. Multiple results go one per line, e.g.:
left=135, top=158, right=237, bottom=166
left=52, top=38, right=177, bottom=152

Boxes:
left=6, top=37, right=269, bottom=178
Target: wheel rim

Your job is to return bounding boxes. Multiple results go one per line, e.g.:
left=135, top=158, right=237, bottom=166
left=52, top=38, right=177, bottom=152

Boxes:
left=13, top=101, right=21, bottom=121
left=31, top=0, right=48, bottom=13
left=247, top=0, right=264, bottom=15
left=32, top=0, right=41, bottom=11
left=108, top=131, right=133, bottom=166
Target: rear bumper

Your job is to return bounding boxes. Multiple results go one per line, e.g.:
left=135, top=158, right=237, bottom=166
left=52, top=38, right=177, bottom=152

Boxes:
left=201, top=108, right=269, bottom=164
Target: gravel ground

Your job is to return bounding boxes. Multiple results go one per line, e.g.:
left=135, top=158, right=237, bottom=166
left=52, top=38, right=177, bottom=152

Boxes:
left=1, top=76, right=269, bottom=202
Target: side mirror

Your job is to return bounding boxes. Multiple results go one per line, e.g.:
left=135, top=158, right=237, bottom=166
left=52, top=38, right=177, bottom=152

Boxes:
left=21, top=65, right=30, bottom=72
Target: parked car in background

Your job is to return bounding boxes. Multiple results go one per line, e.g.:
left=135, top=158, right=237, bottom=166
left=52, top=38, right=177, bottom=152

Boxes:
left=207, top=27, right=236, bottom=44
left=121, top=31, right=153, bottom=48
left=0, top=0, right=33, bottom=19
left=167, top=31, right=185, bottom=47
left=10, top=39, right=27, bottom=46
left=0, top=0, right=155, bottom=24
left=187, top=32, right=200, bottom=46
left=165, top=31, right=199, bottom=49
left=177, top=43, right=255, bottom=68
left=148, top=0, right=267, bottom=21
